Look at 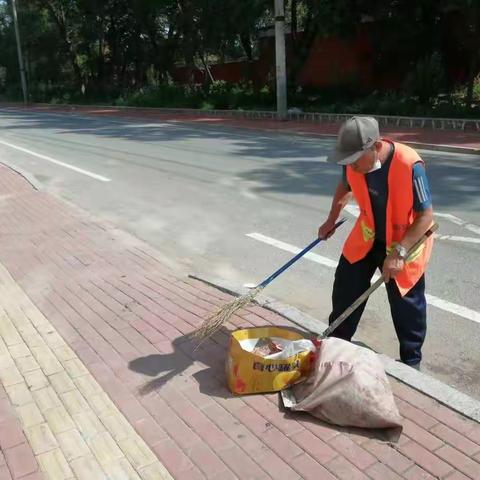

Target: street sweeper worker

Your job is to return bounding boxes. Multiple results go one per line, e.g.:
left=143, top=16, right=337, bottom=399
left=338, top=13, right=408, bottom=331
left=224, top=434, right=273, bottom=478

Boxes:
left=318, top=116, right=434, bottom=370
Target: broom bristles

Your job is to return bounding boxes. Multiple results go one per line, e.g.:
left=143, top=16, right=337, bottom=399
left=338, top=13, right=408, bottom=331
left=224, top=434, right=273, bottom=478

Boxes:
left=194, top=286, right=264, bottom=339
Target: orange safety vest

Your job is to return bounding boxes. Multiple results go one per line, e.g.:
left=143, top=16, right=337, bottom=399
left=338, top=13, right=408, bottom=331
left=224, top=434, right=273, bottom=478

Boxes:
left=343, top=141, right=433, bottom=296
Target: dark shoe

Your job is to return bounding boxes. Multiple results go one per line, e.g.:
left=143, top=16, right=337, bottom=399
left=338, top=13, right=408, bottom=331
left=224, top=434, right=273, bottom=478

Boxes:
left=396, top=359, right=421, bottom=371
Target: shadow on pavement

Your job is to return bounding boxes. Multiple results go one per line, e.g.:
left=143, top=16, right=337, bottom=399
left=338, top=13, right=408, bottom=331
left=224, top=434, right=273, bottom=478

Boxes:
left=1, top=109, right=479, bottom=210
left=128, top=326, right=234, bottom=396
left=128, top=323, right=394, bottom=442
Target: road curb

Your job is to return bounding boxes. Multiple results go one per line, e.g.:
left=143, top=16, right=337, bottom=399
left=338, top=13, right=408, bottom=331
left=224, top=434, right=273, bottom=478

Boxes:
left=189, top=273, right=480, bottom=424
left=2, top=104, right=479, bottom=156
left=0, top=161, right=43, bottom=191
left=14, top=102, right=480, bottom=132
left=404, top=141, right=480, bottom=155
left=251, top=129, right=480, bottom=156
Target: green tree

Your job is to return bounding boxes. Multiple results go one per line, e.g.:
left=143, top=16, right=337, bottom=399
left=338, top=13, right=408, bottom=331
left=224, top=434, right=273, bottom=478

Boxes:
left=447, top=0, right=480, bottom=108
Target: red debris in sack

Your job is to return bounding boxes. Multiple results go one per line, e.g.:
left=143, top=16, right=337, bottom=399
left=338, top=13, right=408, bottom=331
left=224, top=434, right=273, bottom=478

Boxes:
left=252, top=337, right=283, bottom=357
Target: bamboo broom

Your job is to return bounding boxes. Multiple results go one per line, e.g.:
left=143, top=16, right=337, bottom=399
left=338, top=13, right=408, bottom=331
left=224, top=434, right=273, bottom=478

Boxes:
left=194, top=218, right=347, bottom=339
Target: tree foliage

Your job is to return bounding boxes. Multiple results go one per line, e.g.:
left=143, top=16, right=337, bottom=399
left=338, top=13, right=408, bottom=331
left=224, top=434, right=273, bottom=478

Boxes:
left=0, top=0, right=478, bottom=108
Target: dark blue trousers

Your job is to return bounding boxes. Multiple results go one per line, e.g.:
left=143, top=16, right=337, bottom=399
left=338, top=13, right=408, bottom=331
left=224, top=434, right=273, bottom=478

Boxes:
left=328, top=240, right=426, bottom=365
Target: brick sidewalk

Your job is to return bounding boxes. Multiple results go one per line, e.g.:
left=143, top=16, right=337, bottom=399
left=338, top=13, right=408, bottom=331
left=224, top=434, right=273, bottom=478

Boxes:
left=0, top=165, right=479, bottom=479
left=3, top=104, right=480, bottom=151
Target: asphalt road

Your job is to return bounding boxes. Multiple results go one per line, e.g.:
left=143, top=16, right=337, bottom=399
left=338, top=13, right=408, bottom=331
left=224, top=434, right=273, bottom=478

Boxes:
left=1, top=108, right=479, bottom=400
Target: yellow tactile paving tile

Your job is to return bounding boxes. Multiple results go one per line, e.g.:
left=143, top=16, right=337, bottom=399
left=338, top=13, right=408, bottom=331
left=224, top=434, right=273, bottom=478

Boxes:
left=0, top=263, right=173, bottom=480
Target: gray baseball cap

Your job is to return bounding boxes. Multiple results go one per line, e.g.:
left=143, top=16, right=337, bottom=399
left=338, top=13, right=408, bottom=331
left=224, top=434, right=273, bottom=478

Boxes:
left=327, top=116, right=380, bottom=165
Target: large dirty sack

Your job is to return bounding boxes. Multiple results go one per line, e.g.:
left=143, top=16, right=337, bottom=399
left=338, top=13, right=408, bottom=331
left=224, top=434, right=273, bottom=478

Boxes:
left=291, top=337, right=403, bottom=430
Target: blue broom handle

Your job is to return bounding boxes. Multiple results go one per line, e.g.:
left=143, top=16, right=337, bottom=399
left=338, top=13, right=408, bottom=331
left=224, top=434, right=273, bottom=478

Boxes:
left=258, top=218, right=347, bottom=289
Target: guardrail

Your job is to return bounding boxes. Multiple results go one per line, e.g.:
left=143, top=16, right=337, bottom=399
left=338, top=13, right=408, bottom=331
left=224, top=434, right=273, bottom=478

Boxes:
left=14, top=103, right=480, bottom=132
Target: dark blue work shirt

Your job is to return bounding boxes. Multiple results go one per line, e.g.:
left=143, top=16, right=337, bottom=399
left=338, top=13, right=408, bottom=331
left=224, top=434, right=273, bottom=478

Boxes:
left=342, top=144, right=432, bottom=242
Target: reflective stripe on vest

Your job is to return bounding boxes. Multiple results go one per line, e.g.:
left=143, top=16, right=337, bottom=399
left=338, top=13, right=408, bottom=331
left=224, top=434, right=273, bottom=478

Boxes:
left=342, top=141, right=434, bottom=296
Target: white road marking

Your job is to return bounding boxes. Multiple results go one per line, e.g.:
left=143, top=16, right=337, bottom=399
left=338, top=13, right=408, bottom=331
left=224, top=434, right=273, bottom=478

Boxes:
left=241, top=189, right=257, bottom=200
left=344, top=205, right=480, bottom=244
left=0, top=139, right=111, bottom=182
left=425, top=294, right=480, bottom=324
left=434, top=234, right=480, bottom=244
left=434, top=212, right=480, bottom=236
left=344, top=204, right=360, bottom=217
left=246, top=232, right=480, bottom=325
left=246, top=232, right=337, bottom=268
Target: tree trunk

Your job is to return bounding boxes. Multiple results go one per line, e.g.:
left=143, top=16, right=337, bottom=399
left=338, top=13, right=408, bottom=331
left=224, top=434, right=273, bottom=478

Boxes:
left=288, top=28, right=318, bottom=88
left=465, top=69, right=476, bottom=109
left=40, top=0, right=83, bottom=89
left=240, top=33, right=253, bottom=61
left=108, top=15, right=118, bottom=88
left=178, top=0, right=196, bottom=85
left=291, top=0, right=298, bottom=45
left=97, top=36, right=105, bottom=90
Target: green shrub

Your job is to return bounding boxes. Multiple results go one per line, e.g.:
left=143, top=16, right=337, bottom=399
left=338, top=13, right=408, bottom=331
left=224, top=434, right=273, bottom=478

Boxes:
left=403, top=52, right=445, bottom=104
left=4, top=76, right=477, bottom=118
left=200, top=101, right=215, bottom=110
left=207, top=80, right=231, bottom=109
left=473, top=75, right=480, bottom=102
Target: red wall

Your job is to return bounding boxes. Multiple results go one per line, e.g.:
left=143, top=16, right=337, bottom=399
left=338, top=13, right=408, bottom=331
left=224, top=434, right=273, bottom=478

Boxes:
left=296, top=33, right=373, bottom=88
left=172, top=18, right=466, bottom=92
left=172, top=31, right=376, bottom=90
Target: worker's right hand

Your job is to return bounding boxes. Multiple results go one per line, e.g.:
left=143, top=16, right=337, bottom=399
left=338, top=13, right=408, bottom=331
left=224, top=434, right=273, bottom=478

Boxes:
left=318, top=218, right=337, bottom=239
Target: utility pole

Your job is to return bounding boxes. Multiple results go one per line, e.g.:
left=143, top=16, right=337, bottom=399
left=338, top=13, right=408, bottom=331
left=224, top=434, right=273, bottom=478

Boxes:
left=274, top=0, right=287, bottom=119
left=11, top=0, right=28, bottom=104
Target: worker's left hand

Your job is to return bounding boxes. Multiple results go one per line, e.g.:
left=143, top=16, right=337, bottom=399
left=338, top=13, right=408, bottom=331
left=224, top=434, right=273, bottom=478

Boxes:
left=382, top=252, right=405, bottom=282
